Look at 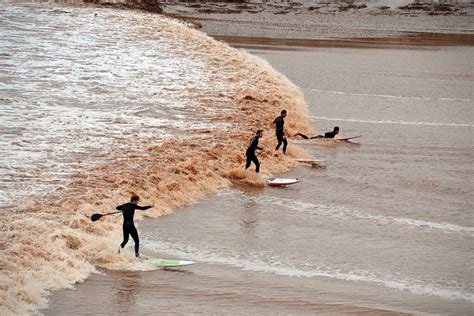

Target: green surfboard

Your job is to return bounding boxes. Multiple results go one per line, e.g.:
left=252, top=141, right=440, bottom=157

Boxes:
left=142, top=257, right=195, bottom=267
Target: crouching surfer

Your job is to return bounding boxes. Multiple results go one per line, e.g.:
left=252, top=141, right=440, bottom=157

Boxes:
left=116, top=194, right=152, bottom=257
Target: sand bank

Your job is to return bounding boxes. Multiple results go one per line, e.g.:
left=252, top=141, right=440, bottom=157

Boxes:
left=161, top=2, right=473, bottom=45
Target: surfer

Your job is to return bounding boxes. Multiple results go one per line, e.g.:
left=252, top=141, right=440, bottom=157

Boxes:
left=297, top=126, right=340, bottom=139
left=116, top=195, right=152, bottom=257
left=246, top=129, right=263, bottom=173
left=273, top=109, right=288, bottom=154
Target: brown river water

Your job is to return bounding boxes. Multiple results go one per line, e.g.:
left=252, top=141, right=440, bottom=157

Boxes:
left=1, top=1, right=473, bottom=315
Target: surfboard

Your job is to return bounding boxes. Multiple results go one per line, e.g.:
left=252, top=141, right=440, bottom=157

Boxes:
left=295, top=159, right=326, bottom=168
left=295, top=158, right=325, bottom=164
left=336, top=135, right=363, bottom=142
left=267, top=177, right=301, bottom=187
left=141, top=257, right=195, bottom=268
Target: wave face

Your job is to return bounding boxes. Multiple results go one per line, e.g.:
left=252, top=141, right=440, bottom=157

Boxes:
left=0, top=2, right=312, bottom=314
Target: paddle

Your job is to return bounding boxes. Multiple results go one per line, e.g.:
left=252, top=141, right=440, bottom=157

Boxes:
left=90, top=211, right=121, bottom=222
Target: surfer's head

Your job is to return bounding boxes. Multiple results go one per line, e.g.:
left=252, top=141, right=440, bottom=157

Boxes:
left=281, top=110, right=287, bottom=118
left=130, top=195, right=140, bottom=204
left=256, top=129, right=263, bottom=138
left=334, top=126, right=339, bottom=134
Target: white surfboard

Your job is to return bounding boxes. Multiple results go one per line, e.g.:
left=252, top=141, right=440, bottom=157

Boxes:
left=267, top=177, right=301, bottom=187
left=336, top=135, right=363, bottom=142
left=141, top=257, right=195, bottom=268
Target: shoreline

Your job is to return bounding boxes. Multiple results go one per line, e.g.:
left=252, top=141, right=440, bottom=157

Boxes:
left=211, top=32, right=474, bottom=49
left=160, top=2, right=474, bottom=47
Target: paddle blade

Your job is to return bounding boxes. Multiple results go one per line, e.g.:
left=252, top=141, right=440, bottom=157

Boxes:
left=90, top=213, right=103, bottom=222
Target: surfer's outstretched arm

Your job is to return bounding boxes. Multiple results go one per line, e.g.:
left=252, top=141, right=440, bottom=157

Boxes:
left=136, top=205, right=152, bottom=210
left=116, top=204, right=125, bottom=211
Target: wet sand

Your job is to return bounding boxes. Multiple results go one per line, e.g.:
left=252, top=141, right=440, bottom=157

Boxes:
left=212, top=32, right=474, bottom=49
left=162, top=2, right=474, bottom=40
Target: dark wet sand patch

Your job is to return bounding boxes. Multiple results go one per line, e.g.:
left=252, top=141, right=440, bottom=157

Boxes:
left=212, top=32, right=474, bottom=49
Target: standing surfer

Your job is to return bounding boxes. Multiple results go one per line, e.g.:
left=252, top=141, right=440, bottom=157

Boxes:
left=246, top=129, right=263, bottom=173
left=273, top=110, right=288, bottom=154
left=116, top=195, right=152, bottom=257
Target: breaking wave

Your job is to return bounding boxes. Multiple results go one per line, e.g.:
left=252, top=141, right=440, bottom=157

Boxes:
left=0, top=2, right=312, bottom=314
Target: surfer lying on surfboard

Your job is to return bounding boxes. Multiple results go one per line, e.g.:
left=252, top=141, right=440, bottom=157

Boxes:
left=296, top=126, right=340, bottom=139
left=116, top=195, right=152, bottom=258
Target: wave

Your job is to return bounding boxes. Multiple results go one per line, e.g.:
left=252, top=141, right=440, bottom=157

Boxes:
left=310, top=88, right=473, bottom=103
left=144, top=240, right=474, bottom=303
left=309, top=116, right=473, bottom=128
left=260, top=196, right=474, bottom=235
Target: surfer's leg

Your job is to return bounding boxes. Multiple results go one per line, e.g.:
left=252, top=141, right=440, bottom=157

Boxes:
left=120, top=225, right=129, bottom=249
left=310, top=135, right=323, bottom=139
left=251, top=155, right=260, bottom=173
left=245, top=154, right=252, bottom=169
left=275, top=133, right=283, bottom=151
left=129, top=226, right=140, bottom=257
left=282, top=138, right=288, bottom=154
left=275, top=140, right=282, bottom=151
left=298, top=133, right=309, bottom=139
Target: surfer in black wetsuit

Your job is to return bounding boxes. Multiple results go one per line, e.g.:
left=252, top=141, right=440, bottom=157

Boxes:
left=246, top=129, right=263, bottom=173
left=116, top=195, right=152, bottom=258
left=273, top=110, right=288, bottom=154
left=297, top=126, right=340, bottom=139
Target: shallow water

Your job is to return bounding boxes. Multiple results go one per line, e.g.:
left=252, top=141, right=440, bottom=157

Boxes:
left=45, top=42, right=474, bottom=314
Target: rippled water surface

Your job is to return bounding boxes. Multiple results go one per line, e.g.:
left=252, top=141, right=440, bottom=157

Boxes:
left=0, top=2, right=231, bottom=204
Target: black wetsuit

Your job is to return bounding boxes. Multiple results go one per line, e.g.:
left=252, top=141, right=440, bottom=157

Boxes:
left=273, top=116, right=287, bottom=154
left=116, top=203, right=151, bottom=255
left=246, top=136, right=262, bottom=173
left=323, top=131, right=338, bottom=138
left=298, top=131, right=338, bottom=139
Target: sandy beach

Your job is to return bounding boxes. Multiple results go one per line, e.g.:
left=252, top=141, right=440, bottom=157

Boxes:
left=162, top=1, right=474, bottom=40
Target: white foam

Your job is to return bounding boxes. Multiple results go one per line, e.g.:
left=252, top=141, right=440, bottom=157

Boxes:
left=309, top=116, right=473, bottom=128
left=309, top=88, right=472, bottom=103
left=143, top=239, right=474, bottom=303
left=0, top=2, right=234, bottom=205
left=261, top=196, right=474, bottom=235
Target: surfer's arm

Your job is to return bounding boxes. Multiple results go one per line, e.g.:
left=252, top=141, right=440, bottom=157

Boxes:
left=136, top=205, right=152, bottom=210
left=249, top=138, right=262, bottom=152
left=116, top=204, right=124, bottom=211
